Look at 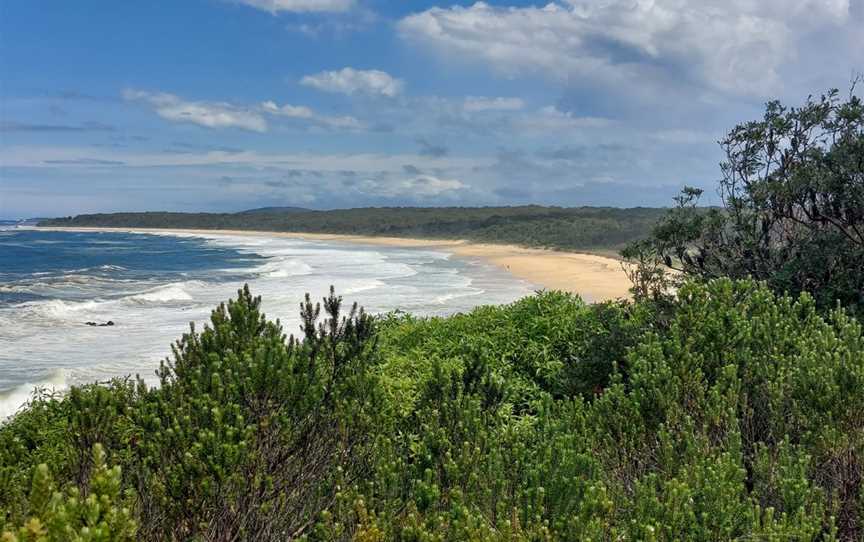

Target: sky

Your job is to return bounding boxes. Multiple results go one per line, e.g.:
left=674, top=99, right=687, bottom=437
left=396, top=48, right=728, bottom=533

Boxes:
left=1, top=0, right=862, bottom=218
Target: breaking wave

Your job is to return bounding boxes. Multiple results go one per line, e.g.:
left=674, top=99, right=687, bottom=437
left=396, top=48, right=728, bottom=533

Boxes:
left=0, top=369, right=68, bottom=421
left=125, top=283, right=198, bottom=304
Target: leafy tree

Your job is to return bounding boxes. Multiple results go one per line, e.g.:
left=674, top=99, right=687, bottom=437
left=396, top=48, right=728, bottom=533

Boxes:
left=624, top=85, right=864, bottom=314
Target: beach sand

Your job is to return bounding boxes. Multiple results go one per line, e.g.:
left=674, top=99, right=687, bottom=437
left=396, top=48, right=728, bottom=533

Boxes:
left=37, top=227, right=633, bottom=302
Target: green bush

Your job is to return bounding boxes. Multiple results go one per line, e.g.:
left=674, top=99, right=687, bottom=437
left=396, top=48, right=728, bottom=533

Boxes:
left=353, top=279, right=859, bottom=540
left=130, top=285, right=383, bottom=540
left=1, top=280, right=862, bottom=540
left=376, top=291, right=650, bottom=411
left=1, top=443, right=136, bottom=541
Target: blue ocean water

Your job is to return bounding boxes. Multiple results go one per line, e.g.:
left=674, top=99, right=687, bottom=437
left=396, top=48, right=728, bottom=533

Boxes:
left=0, top=228, right=534, bottom=419
left=0, top=229, right=263, bottom=306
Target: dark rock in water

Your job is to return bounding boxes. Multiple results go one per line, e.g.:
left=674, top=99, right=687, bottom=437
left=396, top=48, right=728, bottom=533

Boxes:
left=86, top=320, right=115, bottom=327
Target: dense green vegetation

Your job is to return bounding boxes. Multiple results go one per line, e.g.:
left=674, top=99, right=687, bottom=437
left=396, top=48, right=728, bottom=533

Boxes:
left=625, top=87, right=864, bottom=315
left=39, top=206, right=667, bottom=253
left=11, top=88, right=864, bottom=540
left=2, top=280, right=863, bottom=540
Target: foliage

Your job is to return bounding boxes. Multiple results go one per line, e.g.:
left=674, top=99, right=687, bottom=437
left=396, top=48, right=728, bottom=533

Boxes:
left=375, top=292, right=651, bottom=410
left=624, top=87, right=864, bottom=315
left=39, top=205, right=666, bottom=253
left=1, top=443, right=136, bottom=541
left=351, top=279, right=859, bottom=540
left=2, top=280, right=863, bottom=540
left=130, top=285, right=382, bottom=540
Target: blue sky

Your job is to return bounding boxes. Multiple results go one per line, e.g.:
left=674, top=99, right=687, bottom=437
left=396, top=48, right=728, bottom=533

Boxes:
left=1, top=0, right=862, bottom=217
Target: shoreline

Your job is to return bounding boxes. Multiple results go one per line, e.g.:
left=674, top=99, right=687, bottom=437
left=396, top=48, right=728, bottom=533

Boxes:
left=35, top=226, right=633, bottom=302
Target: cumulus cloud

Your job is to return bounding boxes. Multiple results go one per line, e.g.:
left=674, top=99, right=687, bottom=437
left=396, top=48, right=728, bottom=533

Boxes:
left=399, top=0, right=853, bottom=97
left=233, top=0, right=354, bottom=13
left=301, top=68, right=404, bottom=97
left=123, top=90, right=362, bottom=132
left=260, top=100, right=362, bottom=130
left=124, top=89, right=268, bottom=132
left=463, top=96, right=525, bottom=112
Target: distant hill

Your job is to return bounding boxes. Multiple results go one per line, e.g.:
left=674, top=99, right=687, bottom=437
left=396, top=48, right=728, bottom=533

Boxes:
left=239, top=206, right=311, bottom=215
left=38, top=206, right=668, bottom=254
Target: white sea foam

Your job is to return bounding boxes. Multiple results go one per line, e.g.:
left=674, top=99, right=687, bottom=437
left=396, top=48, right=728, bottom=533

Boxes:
left=0, top=369, right=68, bottom=421
left=23, top=298, right=105, bottom=321
left=433, top=289, right=485, bottom=304
left=126, top=283, right=197, bottom=304
left=253, top=259, right=313, bottom=279
left=342, top=279, right=386, bottom=295
left=0, top=231, right=536, bottom=422
left=91, top=264, right=128, bottom=272
left=1, top=274, right=132, bottom=295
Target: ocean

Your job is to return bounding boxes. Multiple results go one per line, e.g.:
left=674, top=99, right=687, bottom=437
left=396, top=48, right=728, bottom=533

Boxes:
left=0, top=228, right=534, bottom=419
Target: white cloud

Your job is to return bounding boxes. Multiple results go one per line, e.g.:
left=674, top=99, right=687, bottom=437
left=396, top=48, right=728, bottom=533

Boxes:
left=124, top=89, right=268, bottom=132
left=321, top=91, right=615, bottom=143
left=463, top=96, right=525, bottom=112
left=123, top=90, right=361, bottom=132
left=233, top=0, right=354, bottom=13
left=260, top=100, right=314, bottom=119
left=362, top=174, right=466, bottom=198
left=260, top=100, right=362, bottom=130
left=403, top=175, right=466, bottom=196
left=301, top=68, right=404, bottom=98
left=399, top=0, right=853, bottom=96
left=516, top=106, right=612, bottom=133
left=0, top=145, right=489, bottom=172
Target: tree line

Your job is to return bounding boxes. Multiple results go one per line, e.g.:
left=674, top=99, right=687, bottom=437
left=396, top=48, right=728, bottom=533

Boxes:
left=41, top=206, right=667, bottom=254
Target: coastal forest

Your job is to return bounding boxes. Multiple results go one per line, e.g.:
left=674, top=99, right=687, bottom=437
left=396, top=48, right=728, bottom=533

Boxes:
left=40, top=206, right=667, bottom=255
left=3, top=88, right=864, bottom=541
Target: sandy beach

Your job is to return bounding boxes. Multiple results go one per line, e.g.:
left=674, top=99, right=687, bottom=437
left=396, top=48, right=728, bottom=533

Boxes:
left=37, top=227, right=633, bottom=302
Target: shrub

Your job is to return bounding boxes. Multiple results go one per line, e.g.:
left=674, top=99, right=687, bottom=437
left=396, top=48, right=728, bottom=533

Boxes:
left=1, top=280, right=862, bottom=540
left=1, top=443, right=136, bottom=541
left=130, top=285, right=383, bottom=540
